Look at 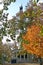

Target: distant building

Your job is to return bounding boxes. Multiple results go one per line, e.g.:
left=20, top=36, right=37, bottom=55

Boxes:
left=16, top=5, right=24, bottom=20
left=11, top=49, right=40, bottom=63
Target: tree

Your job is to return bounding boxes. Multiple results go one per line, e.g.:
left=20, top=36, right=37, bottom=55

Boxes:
left=19, top=1, right=43, bottom=65
left=22, top=24, right=43, bottom=56
left=22, top=24, right=43, bottom=65
left=0, top=0, right=16, bottom=64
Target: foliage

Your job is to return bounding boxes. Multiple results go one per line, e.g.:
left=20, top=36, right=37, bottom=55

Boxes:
left=0, top=0, right=43, bottom=64
left=8, top=0, right=43, bottom=59
left=0, top=0, right=16, bottom=64
left=21, top=2, right=43, bottom=58
left=22, top=24, right=43, bottom=57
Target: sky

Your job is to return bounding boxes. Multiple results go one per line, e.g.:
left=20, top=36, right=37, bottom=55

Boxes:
left=0, top=0, right=43, bottom=20
left=7, top=0, right=29, bottom=19
left=7, top=0, right=29, bottom=16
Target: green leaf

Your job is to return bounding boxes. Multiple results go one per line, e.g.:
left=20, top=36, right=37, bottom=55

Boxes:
left=23, top=39, right=30, bottom=44
left=10, top=0, right=16, bottom=2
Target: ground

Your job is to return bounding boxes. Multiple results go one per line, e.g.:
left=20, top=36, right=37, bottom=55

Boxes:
left=0, top=63, right=43, bottom=65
